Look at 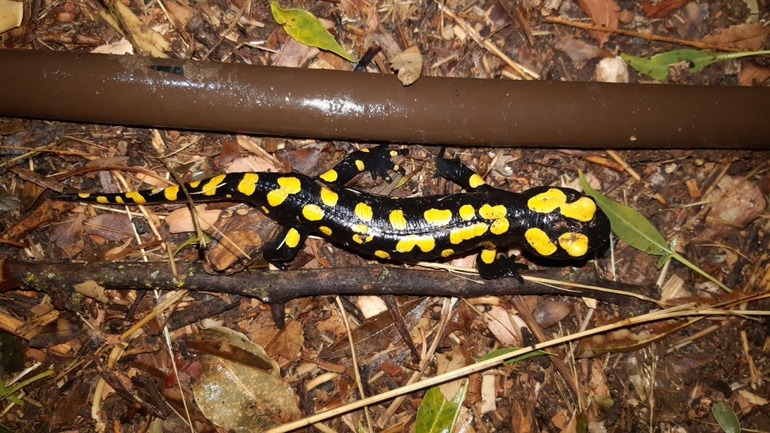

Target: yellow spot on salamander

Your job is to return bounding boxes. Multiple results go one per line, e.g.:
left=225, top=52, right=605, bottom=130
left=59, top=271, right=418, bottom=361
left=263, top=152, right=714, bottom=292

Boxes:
left=320, top=187, right=339, bottom=206
left=163, top=185, right=180, bottom=201
left=395, top=235, right=436, bottom=253
left=266, top=176, right=301, bottom=207
left=458, top=204, right=475, bottom=221
left=480, top=248, right=497, bottom=264
left=124, top=191, right=146, bottom=204
left=528, top=188, right=566, bottom=214
left=389, top=210, right=407, bottom=230
left=529, top=188, right=597, bottom=222
left=355, top=202, right=373, bottom=222
left=360, top=147, right=370, bottom=153
left=319, top=226, right=332, bottom=236
left=440, top=249, right=454, bottom=258
left=351, top=234, right=373, bottom=244
left=237, top=173, right=260, bottom=196
left=320, top=169, right=338, bottom=183
left=525, top=228, right=557, bottom=256
left=189, top=180, right=202, bottom=188
left=449, top=222, right=488, bottom=244
left=355, top=160, right=365, bottom=171
left=479, top=204, right=507, bottom=219
left=201, top=174, right=226, bottom=196
left=114, top=196, right=125, bottom=204
left=374, top=250, right=390, bottom=259
left=284, top=228, right=301, bottom=248
left=469, top=173, right=486, bottom=188
left=96, top=196, right=109, bottom=204
left=424, top=208, right=452, bottom=226
left=261, top=206, right=270, bottom=214
left=352, top=224, right=369, bottom=234
left=302, top=204, right=324, bottom=221
left=490, top=217, right=509, bottom=235
left=559, top=197, right=596, bottom=222
left=78, top=192, right=91, bottom=198
left=558, top=232, right=589, bottom=257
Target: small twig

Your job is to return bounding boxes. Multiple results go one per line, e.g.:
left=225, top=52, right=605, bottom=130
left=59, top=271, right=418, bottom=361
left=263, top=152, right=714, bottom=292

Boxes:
left=544, top=16, right=756, bottom=53
left=438, top=4, right=539, bottom=80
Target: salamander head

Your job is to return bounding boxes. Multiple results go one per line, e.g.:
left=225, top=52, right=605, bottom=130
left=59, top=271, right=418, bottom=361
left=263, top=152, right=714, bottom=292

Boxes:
left=518, top=186, right=610, bottom=260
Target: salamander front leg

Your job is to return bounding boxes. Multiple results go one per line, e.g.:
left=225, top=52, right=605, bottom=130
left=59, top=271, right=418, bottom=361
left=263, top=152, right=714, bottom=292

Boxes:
left=317, top=145, right=406, bottom=184
left=476, top=248, right=527, bottom=283
left=435, top=149, right=490, bottom=191
left=263, top=225, right=309, bottom=269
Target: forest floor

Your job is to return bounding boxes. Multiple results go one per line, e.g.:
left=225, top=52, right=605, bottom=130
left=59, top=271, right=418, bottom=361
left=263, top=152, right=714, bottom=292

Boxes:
left=0, top=0, right=769, bottom=432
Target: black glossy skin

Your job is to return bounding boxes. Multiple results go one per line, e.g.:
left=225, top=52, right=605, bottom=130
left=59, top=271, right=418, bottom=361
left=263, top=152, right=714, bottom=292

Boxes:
left=57, top=146, right=611, bottom=279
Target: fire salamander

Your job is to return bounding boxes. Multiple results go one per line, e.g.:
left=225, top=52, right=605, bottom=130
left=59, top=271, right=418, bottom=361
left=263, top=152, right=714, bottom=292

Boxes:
left=57, top=146, right=610, bottom=280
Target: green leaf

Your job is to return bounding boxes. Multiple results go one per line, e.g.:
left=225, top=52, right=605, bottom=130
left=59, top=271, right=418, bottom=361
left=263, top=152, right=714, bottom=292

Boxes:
left=0, top=368, right=55, bottom=406
left=578, top=171, right=731, bottom=292
left=415, top=382, right=468, bottom=433
left=712, top=401, right=741, bottom=433
left=0, top=379, right=22, bottom=406
left=620, top=49, right=770, bottom=80
left=270, top=2, right=356, bottom=62
left=477, top=347, right=550, bottom=364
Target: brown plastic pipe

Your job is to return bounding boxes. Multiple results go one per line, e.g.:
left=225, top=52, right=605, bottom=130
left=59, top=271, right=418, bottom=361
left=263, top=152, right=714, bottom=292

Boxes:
left=0, top=49, right=767, bottom=148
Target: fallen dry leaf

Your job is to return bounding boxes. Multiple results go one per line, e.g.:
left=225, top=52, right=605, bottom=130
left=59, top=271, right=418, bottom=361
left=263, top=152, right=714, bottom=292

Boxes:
left=0, top=0, right=23, bottom=33
left=575, top=321, right=691, bottom=358
left=641, top=0, right=689, bottom=18
left=483, top=305, right=523, bottom=347
left=738, top=61, right=770, bottom=86
left=702, top=22, right=770, bottom=51
left=693, top=175, right=764, bottom=242
left=166, top=204, right=222, bottom=233
left=578, top=0, right=620, bottom=46
left=390, top=46, right=423, bottom=86
left=50, top=213, right=86, bottom=257
left=84, top=213, right=134, bottom=241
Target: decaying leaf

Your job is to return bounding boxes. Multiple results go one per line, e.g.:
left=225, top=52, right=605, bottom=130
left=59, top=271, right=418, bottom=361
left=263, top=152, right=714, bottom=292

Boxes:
left=575, top=321, right=691, bottom=358
left=271, top=2, right=356, bottom=61
left=73, top=280, right=109, bottom=303
left=191, top=324, right=301, bottom=431
left=390, top=46, right=423, bottom=86
left=321, top=297, right=429, bottom=360
left=577, top=0, right=620, bottom=46
left=101, top=0, right=169, bottom=57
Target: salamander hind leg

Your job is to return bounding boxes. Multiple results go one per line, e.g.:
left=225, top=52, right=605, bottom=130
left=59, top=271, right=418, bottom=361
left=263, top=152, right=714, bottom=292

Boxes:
left=476, top=248, right=527, bottom=283
left=317, top=145, right=407, bottom=185
left=262, top=225, right=309, bottom=269
left=435, top=149, right=490, bottom=191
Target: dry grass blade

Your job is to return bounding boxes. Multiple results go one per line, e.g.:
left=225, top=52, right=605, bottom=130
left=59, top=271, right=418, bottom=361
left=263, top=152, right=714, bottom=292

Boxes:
left=265, top=299, right=770, bottom=432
